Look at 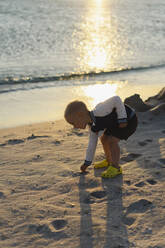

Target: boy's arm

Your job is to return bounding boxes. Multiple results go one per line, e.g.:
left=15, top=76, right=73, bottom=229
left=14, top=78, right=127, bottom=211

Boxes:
left=81, top=130, right=99, bottom=172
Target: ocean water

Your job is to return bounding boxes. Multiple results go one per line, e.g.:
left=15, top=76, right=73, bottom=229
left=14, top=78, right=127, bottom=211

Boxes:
left=0, top=0, right=165, bottom=128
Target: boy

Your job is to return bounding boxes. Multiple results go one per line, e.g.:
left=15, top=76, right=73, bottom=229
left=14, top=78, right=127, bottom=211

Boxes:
left=64, top=96, right=138, bottom=178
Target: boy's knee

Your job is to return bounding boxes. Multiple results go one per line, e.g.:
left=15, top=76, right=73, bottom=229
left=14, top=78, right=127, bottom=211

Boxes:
left=109, top=136, right=120, bottom=145
left=100, top=134, right=109, bottom=144
left=101, top=134, right=119, bottom=145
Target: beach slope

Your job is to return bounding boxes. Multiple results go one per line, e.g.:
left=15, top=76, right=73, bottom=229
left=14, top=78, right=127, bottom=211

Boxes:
left=0, top=90, right=165, bottom=248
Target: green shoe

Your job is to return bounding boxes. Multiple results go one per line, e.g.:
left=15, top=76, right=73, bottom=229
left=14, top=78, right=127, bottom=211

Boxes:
left=94, top=159, right=109, bottom=169
left=101, top=165, right=122, bottom=178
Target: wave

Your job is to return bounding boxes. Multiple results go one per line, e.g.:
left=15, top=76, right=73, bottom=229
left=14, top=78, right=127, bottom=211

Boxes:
left=0, top=63, right=165, bottom=93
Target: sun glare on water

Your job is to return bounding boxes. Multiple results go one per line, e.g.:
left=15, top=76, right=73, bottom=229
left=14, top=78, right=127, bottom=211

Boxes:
left=86, top=42, right=108, bottom=70
left=71, top=0, right=127, bottom=109
left=75, top=0, right=115, bottom=73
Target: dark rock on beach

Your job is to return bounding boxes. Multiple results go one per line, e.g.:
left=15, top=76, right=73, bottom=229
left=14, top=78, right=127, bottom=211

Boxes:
left=124, top=94, right=152, bottom=112
left=146, top=87, right=165, bottom=105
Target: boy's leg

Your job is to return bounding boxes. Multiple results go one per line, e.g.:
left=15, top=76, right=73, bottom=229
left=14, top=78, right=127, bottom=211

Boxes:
left=93, top=134, right=112, bottom=169
left=101, top=134, right=122, bottom=178
left=100, top=134, right=120, bottom=169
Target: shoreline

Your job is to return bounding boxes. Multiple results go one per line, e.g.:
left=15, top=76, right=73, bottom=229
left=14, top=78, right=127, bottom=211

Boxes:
left=0, top=83, right=164, bottom=130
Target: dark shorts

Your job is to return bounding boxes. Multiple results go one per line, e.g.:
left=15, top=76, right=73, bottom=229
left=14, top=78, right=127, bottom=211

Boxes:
left=104, top=114, right=138, bottom=140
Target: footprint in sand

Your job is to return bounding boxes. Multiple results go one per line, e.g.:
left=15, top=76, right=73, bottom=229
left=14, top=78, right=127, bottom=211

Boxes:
left=67, top=130, right=84, bottom=136
left=142, top=121, right=148, bottom=125
left=135, top=179, right=157, bottom=187
left=86, top=179, right=99, bottom=189
left=83, top=194, right=93, bottom=204
left=138, top=139, right=153, bottom=147
left=32, top=155, right=41, bottom=161
left=1, top=135, right=50, bottom=146
left=78, top=178, right=98, bottom=189
left=51, top=219, right=67, bottom=230
left=58, top=184, right=71, bottom=194
left=145, top=139, right=153, bottom=143
left=124, top=180, right=131, bottom=186
left=27, top=134, right=49, bottom=140
left=0, top=192, right=5, bottom=198
left=28, top=224, right=50, bottom=235
left=134, top=181, right=146, bottom=187
left=0, top=143, right=6, bottom=147
left=159, top=158, right=165, bottom=166
left=146, top=179, right=157, bottom=185
left=31, top=184, right=48, bottom=191
left=90, top=190, right=107, bottom=199
left=126, top=199, right=152, bottom=214
left=0, top=233, right=8, bottom=241
left=7, top=139, right=24, bottom=145
left=121, top=153, right=142, bottom=162
left=122, top=216, right=136, bottom=226
left=72, top=130, right=84, bottom=136
left=133, top=178, right=157, bottom=188
left=72, top=172, right=82, bottom=177
left=83, top=190, right=107, bottom=204
left=28, top=223, right=67, bottom=239
left=138, top=141, right=148, bottom=146
left=52, top=140, right=61, bottom=145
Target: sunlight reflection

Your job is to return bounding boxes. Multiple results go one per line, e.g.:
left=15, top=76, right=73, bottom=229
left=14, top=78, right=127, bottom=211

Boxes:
left=86, top=41, right=108, bottom=69
left=83, top=7, right=108, bottom=71
left=82, top=82, right=118, bottom=107
left=77, top=1, right=114, bottom=72
left=95, top=0, right=102, bottom=4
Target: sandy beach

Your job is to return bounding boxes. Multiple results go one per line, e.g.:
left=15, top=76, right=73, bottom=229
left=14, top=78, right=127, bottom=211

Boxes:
left=0, top=89, right=165, bottom=248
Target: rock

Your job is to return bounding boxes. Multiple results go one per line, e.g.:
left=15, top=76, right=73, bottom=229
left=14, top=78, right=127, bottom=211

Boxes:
left=149, top=103, right=165, bottom=115
left=124, top=94, right=152, bottom=112
left=146, top=87, right=165, bottom=105
left=156, top=87, right=165, bottom=100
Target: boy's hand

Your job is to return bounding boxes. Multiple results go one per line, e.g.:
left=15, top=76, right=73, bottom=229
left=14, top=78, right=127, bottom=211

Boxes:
left=80, top=164, right=88, bottom=173
left=119, top=122, right=127, bottom=128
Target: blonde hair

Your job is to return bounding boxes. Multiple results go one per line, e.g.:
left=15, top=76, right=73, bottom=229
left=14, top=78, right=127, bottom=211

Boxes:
left=64, top=100, right=88, bottom=123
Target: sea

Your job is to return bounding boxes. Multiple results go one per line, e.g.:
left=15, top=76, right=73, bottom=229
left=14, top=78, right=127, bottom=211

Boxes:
left=0, top=0, right=165, bottom=128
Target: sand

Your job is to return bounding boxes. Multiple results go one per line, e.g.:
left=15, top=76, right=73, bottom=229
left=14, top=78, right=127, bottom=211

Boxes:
left=0, top=89, right=165, bottom=248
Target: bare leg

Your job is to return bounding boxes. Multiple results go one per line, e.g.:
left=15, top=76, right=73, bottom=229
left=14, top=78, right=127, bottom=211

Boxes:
left=101, top=134, right=120, bottom=169
left=100, top=134, right=112, bottom=163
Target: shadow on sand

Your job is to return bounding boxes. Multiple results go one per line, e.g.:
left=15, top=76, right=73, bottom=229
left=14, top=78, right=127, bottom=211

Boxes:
left=102, top=175, right=130, bottom=248
left=78, top=174, right=94, bottom=248
left=78, top=172, right=130, bottom=248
